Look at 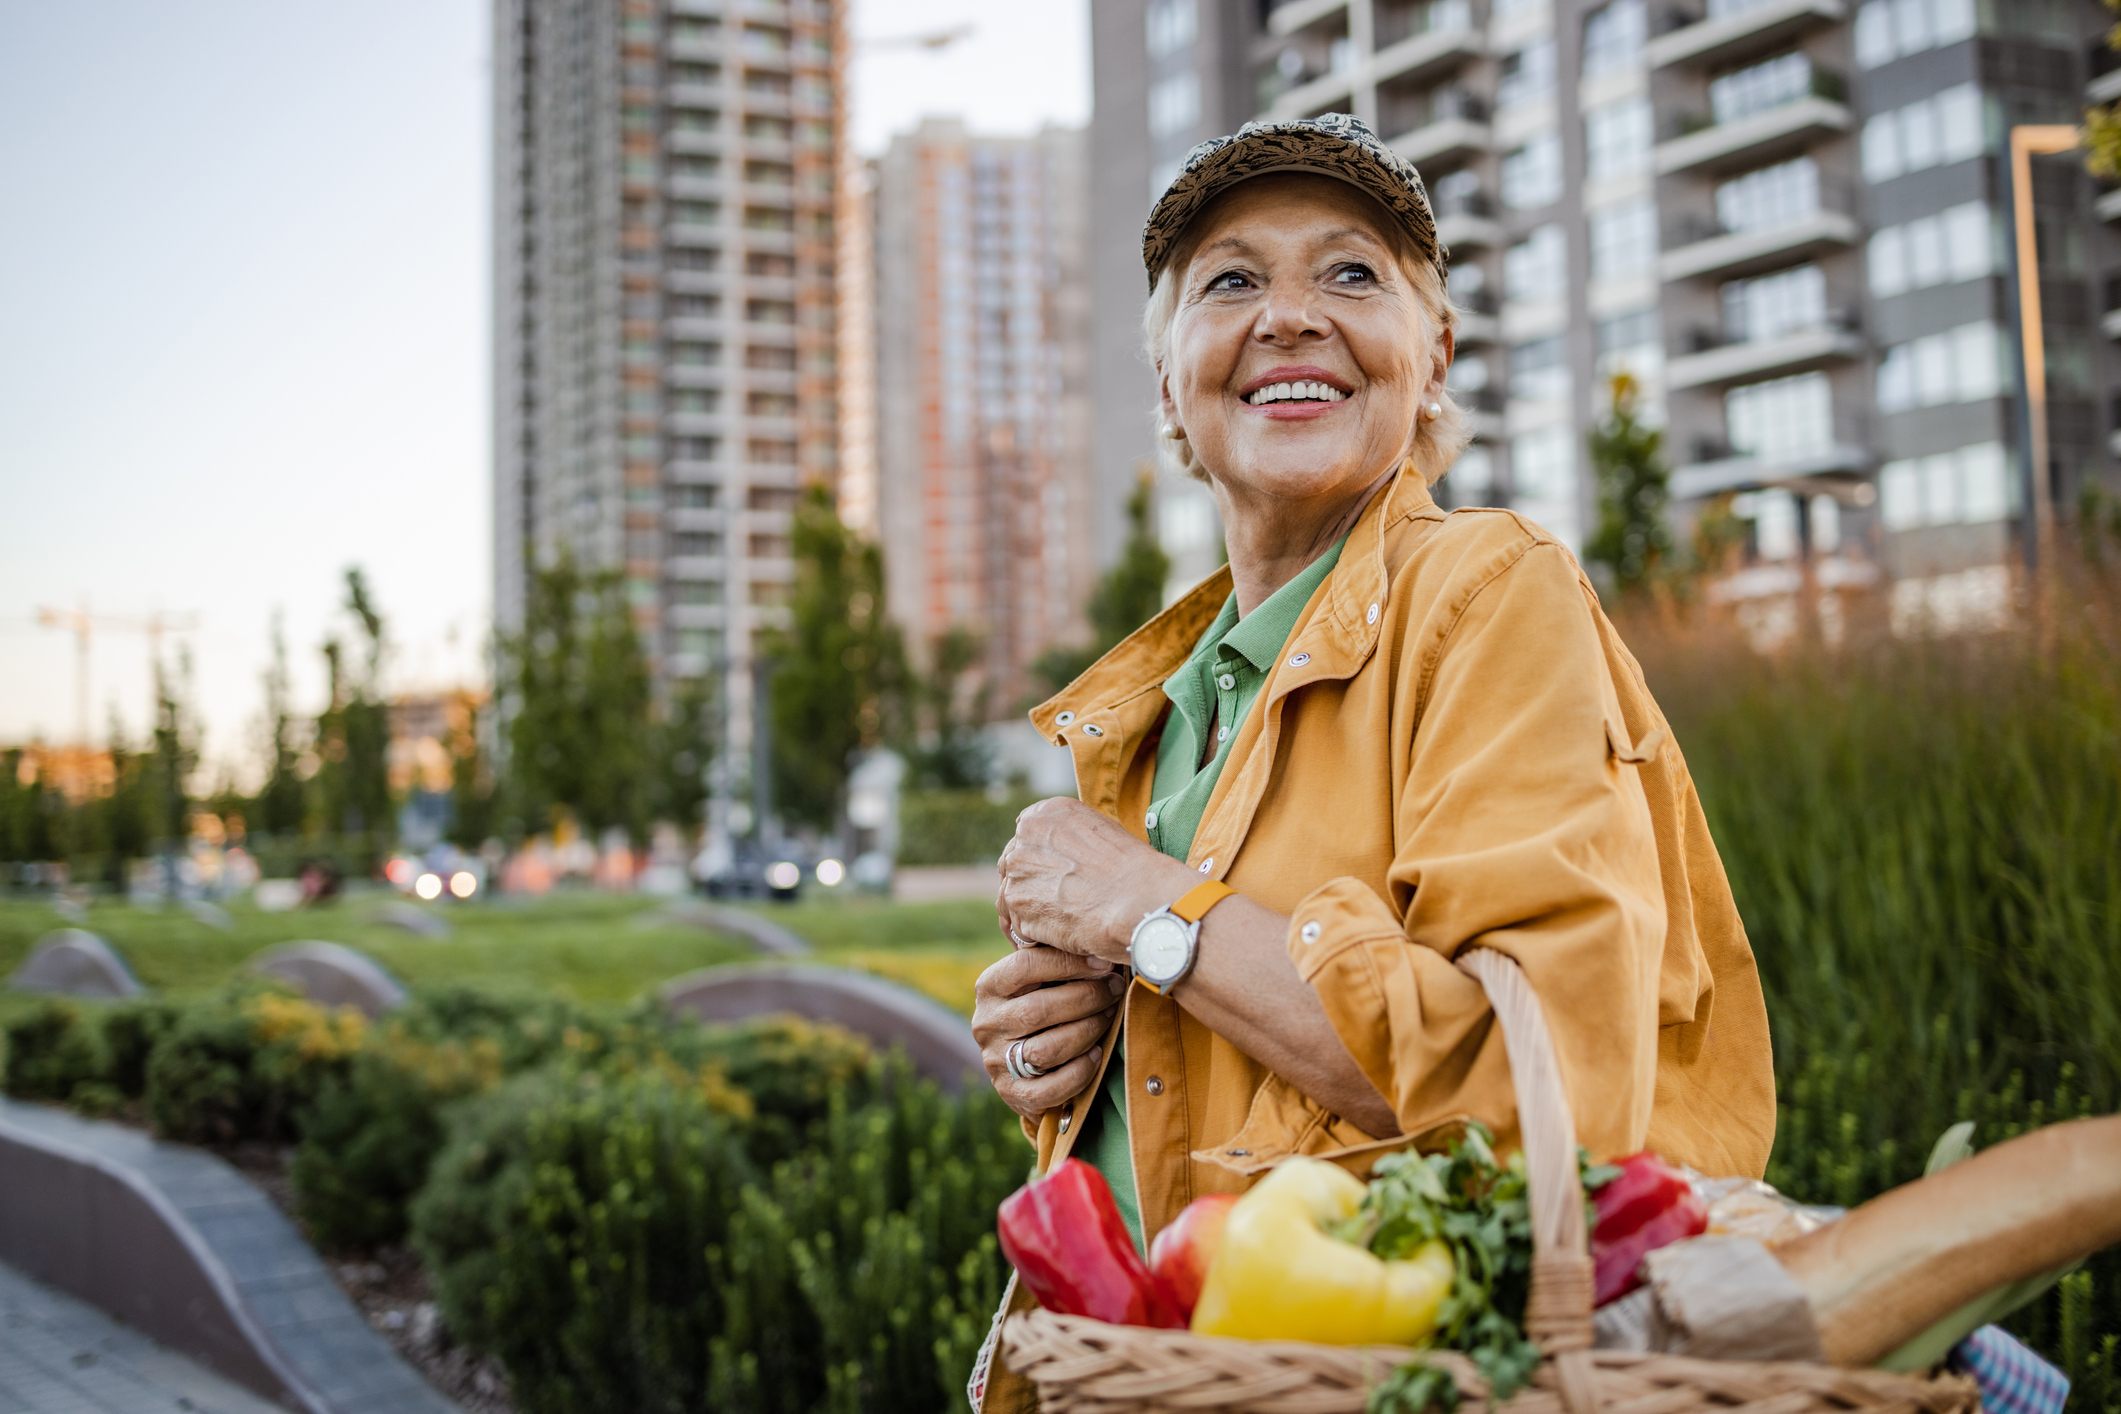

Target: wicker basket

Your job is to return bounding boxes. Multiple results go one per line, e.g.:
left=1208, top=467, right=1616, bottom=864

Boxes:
left=998, top=949, right=1981, bottom=1414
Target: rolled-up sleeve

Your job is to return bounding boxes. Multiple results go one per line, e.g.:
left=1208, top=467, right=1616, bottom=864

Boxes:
left=1284, top=541, right=1667, bottom=1160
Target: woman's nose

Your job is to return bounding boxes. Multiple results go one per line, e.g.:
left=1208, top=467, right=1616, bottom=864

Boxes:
left=1253, top=288, right=1328, bottom=343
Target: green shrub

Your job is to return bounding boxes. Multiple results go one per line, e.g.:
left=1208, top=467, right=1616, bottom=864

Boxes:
left=896, top=789, right=1040, bottom=866
left=145, top=987, right=363, bottom=1145
left=412, top=1056, right=1024, bottom=1414
left=98, top=1000, right=179, bottom=1098
left=2, top=999, right=100, bottom=1102
left=412, top=1067, right=759, bottom=1414
left=293, top=1050, right=457, bottom=1250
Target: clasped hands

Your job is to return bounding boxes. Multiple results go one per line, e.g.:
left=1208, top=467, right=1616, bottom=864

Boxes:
left=973, top=798, right=1206, bottom=1120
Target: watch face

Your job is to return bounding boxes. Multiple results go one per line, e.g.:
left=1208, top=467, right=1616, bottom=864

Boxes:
left=1132, top=914, right=1192, bottom=985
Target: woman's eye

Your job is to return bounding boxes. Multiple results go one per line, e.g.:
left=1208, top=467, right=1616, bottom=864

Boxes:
left=1206, top=271, right=1253, bottom=291
left=1333, top=264, right=1376, bottom=285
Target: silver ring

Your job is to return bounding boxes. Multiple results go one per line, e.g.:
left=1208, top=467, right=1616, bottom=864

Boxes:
left=1009, top=929, right=1034, bottom=949
left=1007, top=1038, right=1046, bottom=1082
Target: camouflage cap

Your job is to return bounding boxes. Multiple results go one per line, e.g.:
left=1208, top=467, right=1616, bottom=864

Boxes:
left=1141, top=112, right=1447, bottom=290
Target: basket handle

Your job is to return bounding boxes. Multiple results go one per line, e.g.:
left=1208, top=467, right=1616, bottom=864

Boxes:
left=1455, top=948, right=1599, bottom=1413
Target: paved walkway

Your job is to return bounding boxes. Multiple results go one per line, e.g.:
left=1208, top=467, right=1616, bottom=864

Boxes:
left=0, top=1262, right=284, bottom=1414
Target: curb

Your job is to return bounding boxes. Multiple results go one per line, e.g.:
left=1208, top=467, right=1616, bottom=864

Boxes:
left=0, top=1097, right=459, bottom=1414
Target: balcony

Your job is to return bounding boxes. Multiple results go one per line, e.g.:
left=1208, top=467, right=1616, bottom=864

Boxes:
left=1660, top=207, right=1860, bottom=281
left=1266, top=64, right=1358, bottom=120
left=1434, top=191, right=1502, bottom=250
left=2090, top=43, right=2121, bottom=104
left=1648, top=0, right=1844, bottom=70
left=1388, top=92, right=1491, bottom=167
left=1655, top=91, right=1850, bottom=176
left=2097, top=188, right=2121, bottom=223
left=1664, top=321, right=1863, bottom=388
left=1370, top=23, right=1483, bottom=89
left=1267, top=0, right=1350, bottom=37
left=1670, top=441, right=1869, bottom=498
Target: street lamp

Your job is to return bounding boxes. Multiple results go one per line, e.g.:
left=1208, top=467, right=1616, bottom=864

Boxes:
left=2008, top=124, right=2080, bottom=569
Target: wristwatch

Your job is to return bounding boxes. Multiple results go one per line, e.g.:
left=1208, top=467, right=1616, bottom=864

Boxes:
left=1128, top=879, right=1236, bottom=994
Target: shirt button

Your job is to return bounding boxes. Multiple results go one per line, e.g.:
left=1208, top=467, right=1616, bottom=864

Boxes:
left=1300, top=920, right=1322, bottom=944
left=1216, top=725, right=1230, bottom=742
left=1145, top=810, right=1159, bottom=829
left=1145, top=1076, right=1164, bottom=1096
left=1288, top=651, right=1311, bottom=667
left=1367, top=602, right=1380, bottom=624
left=1197, top=858, right=1213, bottom=873
left=1217, top=672, right=1236, bottom=690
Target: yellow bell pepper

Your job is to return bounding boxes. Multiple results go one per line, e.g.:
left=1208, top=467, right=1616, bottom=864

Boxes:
left=1191, top=1157, right=1456, bottom=1345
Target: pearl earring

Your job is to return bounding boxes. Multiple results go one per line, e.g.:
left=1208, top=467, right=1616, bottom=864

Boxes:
left=1421, top=401, right=1442, bottom=422
left=1161, top=422, right=1186, bottom=440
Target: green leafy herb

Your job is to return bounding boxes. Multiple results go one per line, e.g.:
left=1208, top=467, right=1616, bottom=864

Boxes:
left=1356, top=1123, right=1554, bottom=1414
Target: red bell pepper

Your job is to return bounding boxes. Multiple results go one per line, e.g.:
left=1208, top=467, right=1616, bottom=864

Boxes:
left=996, top=1159, right=1186, bottom=1328
left=1591, top=1151, right=1708, bottom=1305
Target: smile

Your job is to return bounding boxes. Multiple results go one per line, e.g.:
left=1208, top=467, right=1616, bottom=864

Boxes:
left=1245, top=380, right=1347, bottom=406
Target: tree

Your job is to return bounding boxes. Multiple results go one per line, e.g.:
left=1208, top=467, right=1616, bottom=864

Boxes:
left=764, top=485, right=907, bottom=831
left=446, top=691, right=497, bottom=850
left=645, top=677, right=715, bottom=837
left=908, top=625, right=992, bottom=789
left=1031, top=471, right=1174, bottom=696
left=257, top=611, right=308, bottom=838
left=502, top=551, right=653, bottom=841
left=1585, top=372, right=1675, bottom=597
left=315, top=569, right=394, bottom=847
left=2087, top=3, right=2121, bottom=180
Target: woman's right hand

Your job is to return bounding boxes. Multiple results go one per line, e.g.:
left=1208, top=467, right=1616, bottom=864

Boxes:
left=972, top=944, right=1127, bottom=1121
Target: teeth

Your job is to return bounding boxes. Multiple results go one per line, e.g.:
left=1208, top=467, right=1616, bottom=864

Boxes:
left=1247, top=381, right=1347, bottom=405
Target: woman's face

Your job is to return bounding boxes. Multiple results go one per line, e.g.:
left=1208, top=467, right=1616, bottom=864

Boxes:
left=1159, top=174, right=1450, bottom=507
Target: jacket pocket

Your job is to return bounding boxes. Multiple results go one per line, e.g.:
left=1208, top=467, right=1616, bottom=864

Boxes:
left=1606, top=717, right=1665, bottom=765
left=1190, top=1072, right=1471, bottom=1179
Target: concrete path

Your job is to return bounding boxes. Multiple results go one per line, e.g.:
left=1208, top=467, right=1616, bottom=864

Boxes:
left=0, top=1261, right=285, bottom=1414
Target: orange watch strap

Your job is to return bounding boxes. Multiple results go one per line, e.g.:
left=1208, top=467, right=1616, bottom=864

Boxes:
left=1170, top=879, right=1236, bottom=924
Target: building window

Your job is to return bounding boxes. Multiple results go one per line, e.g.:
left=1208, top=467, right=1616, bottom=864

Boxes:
left=672, top=16, right=720, bottom=41
left=1504, top=223, right=1568, bottom=301
left=674, top=628, right=724, bottom=660
left=1496, top=38, right=1556, bottom=111
left=1146, top=0, right=1197, bottom=56
left=1508, top=335, right=1570, bottom=401
left=746, top=485, right=799, bottom=512
left=668, top=247, right=720, bottom=272
left=1708, top=52, right=1815, bottom=126
left=671, top=341, right=721, bottom=366
left=670, top=294, right=720, bottom=319
left=1875, top=322, right=2004, bottom=411
left=744, top=160, right=795, bottom=186
left=1596, top=306, right=1662, bottom=377
left=1860, top=84, right=1985, bottom=181
left=1581, top=0, right=1646, bottom=76
left=1512, top=427, right=1574, bottom=499
left=672, top=530, right=724, bottom=557
left=747, top=438, right=798, bottom=464
left=671, top=580, right=723, bottom=605
left=671, top=62, right=720, bottom=87
left=743, top=206, right=794, bottom=232
left=1714, top=156, right=1818, bottom=234
left=744, top=114, right=793, bottom=141
left=671, top=109, right=720, bottom=133
left=672, top=435, right=720, bottom=462
left=1726, top=371, right=1832, bottom=463
left=1879, top=442, right=2011, bottom=528
left=1501, top=131, right=1563, bottom=209
left=746, top=345, right=798, bottom=371
left=1589, top=198, right=1657, bottom=278
left=745, top=298, right=797, bottom=325
left=1447, top=351, right=1491, bottom=391
left=671, top=484, right=719, bottom=509
left=747, top=391, right=798, bottom=417
left=1854, top=0, right=1978, bottom=67
left=1148, top=70, right=1201, bottom=139
left=747, top=532, right=792, bottom=558
left=1722, top=263, right=1826, bottom=342
left=1584, top=98, right=1652, bottom=180
left=670, top=389, right=720, bottom=414
left=1868, top=202, right=1994, bottom=296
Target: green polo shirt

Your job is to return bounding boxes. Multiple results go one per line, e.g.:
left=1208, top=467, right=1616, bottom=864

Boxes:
left=1080, top=534, right=1348, bottom=1251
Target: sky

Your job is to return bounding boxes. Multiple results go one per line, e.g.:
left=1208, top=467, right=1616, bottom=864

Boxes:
left=0, top=0, right=1090, bottom=786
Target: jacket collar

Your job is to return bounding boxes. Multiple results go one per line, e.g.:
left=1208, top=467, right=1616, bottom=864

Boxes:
left=1029, top=463, right=1436, bottom=743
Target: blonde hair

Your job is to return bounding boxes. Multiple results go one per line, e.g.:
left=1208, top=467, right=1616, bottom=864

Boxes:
left=1140, top=216, right=1471, bottom=488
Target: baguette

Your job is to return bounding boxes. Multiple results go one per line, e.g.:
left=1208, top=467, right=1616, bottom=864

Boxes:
left=1774, top=1115, right=2121, bottom=1366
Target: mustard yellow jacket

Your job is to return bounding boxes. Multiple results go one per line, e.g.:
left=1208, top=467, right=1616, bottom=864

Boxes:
left=969, top=469, right=1774, bottom=1412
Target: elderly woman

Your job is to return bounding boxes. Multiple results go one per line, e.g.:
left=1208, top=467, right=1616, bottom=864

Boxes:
left=967, top=115, right=1774, bottom=1408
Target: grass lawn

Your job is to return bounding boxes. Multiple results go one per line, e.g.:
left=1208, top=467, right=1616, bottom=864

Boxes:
left=0, top=888, right=1012, bottom=1025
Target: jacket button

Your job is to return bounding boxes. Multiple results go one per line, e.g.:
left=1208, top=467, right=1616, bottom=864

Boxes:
left=1058, top=1113, right=1071, bottom=1134
left=1197, top=858, right=1213, bottom=873
left=1055, top=710, right=1076, bottom=725
left=1145, top=1076, right=1164, bottom=1096
left=1288, top=651, right=1311, bottom=667
left=1367, top=602, right=1380, bottom=624
left=1300, top=921, right=1322, bottom=944
left=1083, top=723, right=1104, bottom=737
left=1228, top=1148, right=1249, bottom=1158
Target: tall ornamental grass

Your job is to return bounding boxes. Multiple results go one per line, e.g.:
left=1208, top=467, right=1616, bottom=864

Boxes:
left=1624, top=569, right=2121, bottom=1401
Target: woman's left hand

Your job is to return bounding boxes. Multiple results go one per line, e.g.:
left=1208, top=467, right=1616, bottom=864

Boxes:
left=998, top=798, right=1201, bottom=964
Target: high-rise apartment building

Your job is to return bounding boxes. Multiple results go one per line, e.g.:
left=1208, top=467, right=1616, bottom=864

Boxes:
left=871, top=120, right=1097, bottom=712
left=1091, top=0, right=2120, bottom=613
left=494, top=0, right=845, bottom=831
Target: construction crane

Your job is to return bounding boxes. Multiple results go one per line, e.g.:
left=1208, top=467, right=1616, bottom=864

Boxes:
left=35, top=603, right=201, bottom=748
